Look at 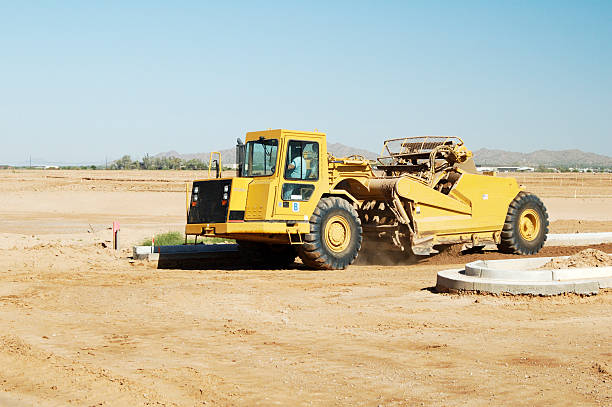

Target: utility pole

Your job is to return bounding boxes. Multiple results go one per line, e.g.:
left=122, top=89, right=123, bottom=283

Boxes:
left=29, top=155, right=31, bottom=169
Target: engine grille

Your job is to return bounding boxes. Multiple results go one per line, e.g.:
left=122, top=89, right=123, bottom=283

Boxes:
left=187, top=179, right=232, bottom=224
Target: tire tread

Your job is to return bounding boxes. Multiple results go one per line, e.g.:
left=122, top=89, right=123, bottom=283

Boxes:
left=298, top=197, right=362, bottom=270
left=498, top=192, right=549, bottom=255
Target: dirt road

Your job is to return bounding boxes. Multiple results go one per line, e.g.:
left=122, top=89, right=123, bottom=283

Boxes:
left=0, top=170, right=611, bottom=406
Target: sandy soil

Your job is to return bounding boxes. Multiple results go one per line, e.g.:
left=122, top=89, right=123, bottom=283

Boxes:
left=501, top=172, right=612, bottom=199
left=0, top=170, right=611, bottom=406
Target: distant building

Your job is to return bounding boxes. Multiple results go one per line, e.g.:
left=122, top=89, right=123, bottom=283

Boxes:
left=476, top=166, right=535, bottom=173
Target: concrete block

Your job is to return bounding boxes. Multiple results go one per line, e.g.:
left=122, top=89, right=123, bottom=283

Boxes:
left=133, top=245, right=153, bottom=260
left=545, top=232, right=612, bottom=247
left=572, top=281, right=600, bottom=295
left=479, top=257, right=553, bottom=270
left=472, top=280, right=589, bottom=296
left=436, top=269, right=474, bottom=292
left=598, top=277, right=612, bottom=289
left=465, top=260, right=553, bottom=281
left=553, top=266, right=612, bottom=281
left=484, top=267, right=550, bottom=282
left=464, top=262, right=482, bottom=278
left=449, top=255, right=612, bottom=295
left=436, top=271, right=601, bottom=296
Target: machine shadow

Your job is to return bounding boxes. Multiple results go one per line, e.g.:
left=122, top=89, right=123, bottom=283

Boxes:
left=155, top=252, right=313, bottom=271
left=155, top=251, right=429, bottom=270
left=153, top=243, right=470, bottom=270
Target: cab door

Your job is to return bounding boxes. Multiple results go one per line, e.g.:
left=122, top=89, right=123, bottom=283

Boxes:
left=273, top=138, right=322, bottom=219
left=243, top=138, right=280, bottom=220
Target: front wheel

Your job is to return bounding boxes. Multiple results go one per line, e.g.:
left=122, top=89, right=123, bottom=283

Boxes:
left=298, top=197, right=362, bottom=270
left=498, top=192, right=549, bottom=255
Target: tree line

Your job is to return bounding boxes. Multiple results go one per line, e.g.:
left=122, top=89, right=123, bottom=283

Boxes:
left=3, top=155, right=229, bottom=170
left=110, top=154, right=217, bottom=170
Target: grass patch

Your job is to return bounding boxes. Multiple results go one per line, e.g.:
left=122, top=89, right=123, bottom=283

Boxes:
left=140, top=231, right=234, bottom=246
left=141, top=231, right=184, bottom=246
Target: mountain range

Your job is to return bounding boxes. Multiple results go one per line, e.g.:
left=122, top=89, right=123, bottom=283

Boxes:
left=154, top=144, right=380, bottom=164
left=155, top=144, right=612, bottom=168
left=473, top=148, right=612, bottom=168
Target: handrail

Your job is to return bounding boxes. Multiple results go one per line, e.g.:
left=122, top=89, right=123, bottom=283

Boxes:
left=379, top=136, right=464, bottom=159
left=208, top=152, right=222, bottom=178
left=378, top=136, right=464, bottom=165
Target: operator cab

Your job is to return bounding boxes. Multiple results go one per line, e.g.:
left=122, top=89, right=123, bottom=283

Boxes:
left=234, top=129, right=327, bottom=221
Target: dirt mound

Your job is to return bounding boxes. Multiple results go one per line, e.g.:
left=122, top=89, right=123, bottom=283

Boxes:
left=539, top=249, right=612, bottom=269
left=352, top=243, right=612, bottom=267
left=419, top=243, right=612, bottom=267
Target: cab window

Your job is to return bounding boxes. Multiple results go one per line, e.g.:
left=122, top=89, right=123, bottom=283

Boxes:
left=245, top=139, right=278, bottom=176
left=284, top=141, right=319, bottom=180
left=282, top=183, right=315, bottom=201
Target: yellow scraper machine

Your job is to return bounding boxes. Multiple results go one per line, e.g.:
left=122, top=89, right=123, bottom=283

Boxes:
left=185, top=129, right=548, bottom=269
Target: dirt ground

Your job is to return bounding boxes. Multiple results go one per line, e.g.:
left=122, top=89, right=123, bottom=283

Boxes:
left=0, top=170, right=611, bottom=406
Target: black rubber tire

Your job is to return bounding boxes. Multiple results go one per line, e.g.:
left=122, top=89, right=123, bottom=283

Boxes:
left=298, top=197, right=362, bottom=270
left=498, top=191, right=549, bottom=255
left=237, top=241, right=297, bottom=268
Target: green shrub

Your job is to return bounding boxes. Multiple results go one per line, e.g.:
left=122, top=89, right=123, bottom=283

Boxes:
left=140, top=231, right=234, bottom=246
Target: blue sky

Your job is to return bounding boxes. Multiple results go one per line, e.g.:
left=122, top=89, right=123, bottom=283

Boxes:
left=1, top=1, right=611, bottom=165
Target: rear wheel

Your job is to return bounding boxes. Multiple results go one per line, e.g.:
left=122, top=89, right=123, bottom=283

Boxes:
left=298, top=197, right=362, bottom=269
left=498, top=192, right=548, bottom=255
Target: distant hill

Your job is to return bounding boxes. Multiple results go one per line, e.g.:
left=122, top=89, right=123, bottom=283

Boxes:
left=155, top=144, right=612, bottom=168
left=327, top=143, right=379, bottom=160
left=154, top=143, right=379, bottom=165
left=473, top=148, right=612, bottom=168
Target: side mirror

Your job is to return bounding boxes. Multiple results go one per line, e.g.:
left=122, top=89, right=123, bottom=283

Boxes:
left=236, top=143, right=246, bottom=177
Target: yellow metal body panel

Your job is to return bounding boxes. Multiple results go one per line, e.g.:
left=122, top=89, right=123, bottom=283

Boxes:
left=328, top=158, right=376, bottom=193
left=395, top=176, right=472, bottom=215
left=185, top=221, right=310, bottom=236
left=272, top=133, right=329, bottom=220
left=228, top=177, right=251, bottom=212
left=451, top=172, right=521, bottom=226
left=411, top=172, right=521, bottom=237
left=245, top=181, right=276, bottom=220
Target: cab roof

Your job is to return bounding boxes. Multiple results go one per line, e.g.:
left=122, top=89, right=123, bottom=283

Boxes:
left=245, top=129, right=326, bottom=141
